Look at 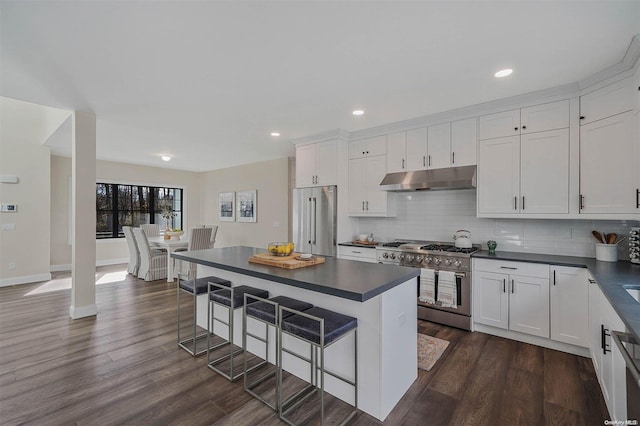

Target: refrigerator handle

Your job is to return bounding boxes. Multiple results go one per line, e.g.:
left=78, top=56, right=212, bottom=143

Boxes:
left=307, top=197, right=312, bottom=244
left=313, top=197, right=317, bottom=244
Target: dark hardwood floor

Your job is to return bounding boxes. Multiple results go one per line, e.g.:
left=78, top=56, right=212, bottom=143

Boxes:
left=0, top=265, right=609, bottom=425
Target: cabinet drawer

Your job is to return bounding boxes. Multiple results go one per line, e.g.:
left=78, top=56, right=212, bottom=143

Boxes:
left=473, top=258, right=549, bottom=278
left=337, top=245, right=377, bottom=260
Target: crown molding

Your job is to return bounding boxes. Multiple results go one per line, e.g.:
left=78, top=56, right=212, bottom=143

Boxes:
left=578, top=33, right=640, bottom=90
left=290, top=128, right=351, bottom=145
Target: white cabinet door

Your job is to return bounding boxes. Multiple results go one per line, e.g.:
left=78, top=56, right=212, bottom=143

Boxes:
left=477, top=136, right=520, bottom=214
left=348, top=158, right=367, bottom=214
left=295, top=144, right=316, bottom=188
left=479, top=109, right=520, bottom=140
left=473, top=271, right=509, bottom=330
left=315, top=140, right=337, bottom=186
left=520, top=129, right=569, bottom=214
left=580, top=76, right=634, bottom=125
left=406, top=127, right=428, bottom=171
left=509, top=275, right=550, bottom=338
left=386, top=131, right=407, bottom=173
left=588, top=277, right=602, bottom=375
left=601, top=294, right=628, bottom=421
left=366, top=135, right=387, bottom=156
left=365, top=155, right=389, bottom=214
left=550, top=266, right=588, bottom=347
left=520, top=100, right=570, bottom=134
left=580, top=111, right=636, bottom=214
left=427, top=123, right=451, bottom=169
left=451, top=118, right=477, bottom=167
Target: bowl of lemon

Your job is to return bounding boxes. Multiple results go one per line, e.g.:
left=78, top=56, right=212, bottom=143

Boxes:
left=268, top=242, right=295, bottom=257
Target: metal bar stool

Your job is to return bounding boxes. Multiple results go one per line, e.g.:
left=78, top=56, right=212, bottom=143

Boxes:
left=243, top=294, right=314, bottom=410
left=278, top=306, right=358, bottom=425
left=208, top=282, right=269, bottom=381
left=177, top=273, right=231, bottom=356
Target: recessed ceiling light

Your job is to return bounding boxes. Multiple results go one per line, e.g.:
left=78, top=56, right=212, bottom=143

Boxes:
left=352, top=110, right=364, bottom=116
left=494, top=69, right=513, bottom=78
left=270, top=132, right=280, bottom=137
left=161, top=155, right=171, bottom=162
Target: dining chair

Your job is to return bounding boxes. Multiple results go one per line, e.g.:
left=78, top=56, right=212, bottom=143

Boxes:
left=193, top=224, right=218, bottom=248
left=133, top=227, right=167, bottom=281
left=140, top=223, right=161, bottom=238
left=177, top=227, right=213, bottom=279
left=122, top=226, right=140, bottom=276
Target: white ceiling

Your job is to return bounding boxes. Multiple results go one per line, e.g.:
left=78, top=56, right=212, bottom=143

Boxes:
left=1, top=1, right=639, bottom=172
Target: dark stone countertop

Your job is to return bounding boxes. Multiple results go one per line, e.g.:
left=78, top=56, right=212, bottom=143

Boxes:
left=172, top=246, right=419, bottom=302
left=473, top=250, right=640, bottom=341
left=338, top=241, right=380, bottom=249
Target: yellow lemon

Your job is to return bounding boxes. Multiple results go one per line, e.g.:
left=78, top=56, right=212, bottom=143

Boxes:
left=277, top=245, right=285, bottom=255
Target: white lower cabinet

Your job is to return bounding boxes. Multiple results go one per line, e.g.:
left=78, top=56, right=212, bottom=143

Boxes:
left=588, top=276, right=627, bottom=422
left=550, top=266, right=589, bottom=347
left=337, top=246, right=378, bottom=263
left=473, top=259, right=549, bottom=338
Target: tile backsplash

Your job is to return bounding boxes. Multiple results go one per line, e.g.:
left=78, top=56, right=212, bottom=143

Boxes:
left=357, top=189, right=639, bottom=259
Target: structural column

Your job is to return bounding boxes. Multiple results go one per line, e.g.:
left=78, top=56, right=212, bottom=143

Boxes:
left=70, top=111, right=97, bottom=319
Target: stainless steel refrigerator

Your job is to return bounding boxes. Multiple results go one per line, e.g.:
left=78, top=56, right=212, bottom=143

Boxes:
left=292, top=186, right=337, bottom=257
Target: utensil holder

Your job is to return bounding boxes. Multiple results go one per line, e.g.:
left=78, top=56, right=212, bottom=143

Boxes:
left=595, top=243, right=618, bottom=262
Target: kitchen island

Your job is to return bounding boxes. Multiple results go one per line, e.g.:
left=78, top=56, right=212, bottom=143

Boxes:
left=172, top=246, right=420, bottom=421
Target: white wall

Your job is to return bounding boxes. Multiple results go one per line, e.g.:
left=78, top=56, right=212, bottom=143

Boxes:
left=50, top=155, right=203, bottom=268
left=355, top=189, right=639, bottom=259
left=0, top=98, right=70, bottom=285
left=199, top=157, right=290, bottom=248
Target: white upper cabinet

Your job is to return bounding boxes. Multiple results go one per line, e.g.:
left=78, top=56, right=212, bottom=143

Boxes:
left=580, top=76, right=635, bottom=125
left=348, top=155, right=395, bottom=217
left=349, top=135, right=386, bottom=159
left=477, top=136, right=520, bottom=214
left=450, top=118, right=477, bottom=167
left=520, top=129, right=569, bottom=214
left=479, top=100, right=570, bottom=140
left=521, top=100, right=570, bottom=134
left=386, top=131, right=407, bottom=173
left=406, top=127, right=428, bottom=171
left=427, top=123, right=451, bottom=169
left=580, top=111, right=637, bottom=214
left=479, top=109, right=521, bottom=140
left=295, top=140, right=337, bottom=188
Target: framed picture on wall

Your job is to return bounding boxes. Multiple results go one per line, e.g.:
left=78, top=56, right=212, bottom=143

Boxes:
left=218, top=192, right=235, bottom=222
left=237, top=190, right=257, bottom=223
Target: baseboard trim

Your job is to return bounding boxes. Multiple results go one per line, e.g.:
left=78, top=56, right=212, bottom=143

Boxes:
left=0, top=273, right=52, bottom=287
left=51, top=258, right=128, bottom=273
left=473, top=323, right=591, bottom=358
left=69, top=303, right=98, bottom=319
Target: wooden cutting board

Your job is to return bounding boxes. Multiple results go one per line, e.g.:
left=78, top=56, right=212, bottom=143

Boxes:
left=248, top=252, right=325, bottom=269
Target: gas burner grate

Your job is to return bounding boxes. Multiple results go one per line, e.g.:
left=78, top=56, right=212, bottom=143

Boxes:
left=446, top=246, right=479, bottom=254
left=419, top=244, right=455, bottom=251
left=383, top=241, right=411, bottom=248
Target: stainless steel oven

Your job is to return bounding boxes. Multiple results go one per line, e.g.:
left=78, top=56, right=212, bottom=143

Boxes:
left=612, top=330, right=640, bottom=421
left=376, top=240, right=477, bottom=331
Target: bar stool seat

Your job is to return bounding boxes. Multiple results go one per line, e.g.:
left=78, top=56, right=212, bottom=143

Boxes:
left=279, top=306, right=358, bottom=425
left=177, top=275, right=231, bottom=356
left=208, top=284, right=269, bottom=381
left=247, top=296, right=314, bottom=324
left=281, top=307, right=357, bottom=345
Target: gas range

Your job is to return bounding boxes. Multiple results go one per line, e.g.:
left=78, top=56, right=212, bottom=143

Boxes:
left=376, top=239, right=479, bottom=271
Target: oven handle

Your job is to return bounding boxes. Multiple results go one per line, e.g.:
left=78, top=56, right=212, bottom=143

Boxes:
left=612, top=330, right=640, bottom=387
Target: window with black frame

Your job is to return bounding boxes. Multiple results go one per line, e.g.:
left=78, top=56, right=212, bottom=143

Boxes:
left=96, top=183, right=183, bottom=239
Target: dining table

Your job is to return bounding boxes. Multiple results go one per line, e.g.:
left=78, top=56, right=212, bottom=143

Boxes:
left=147, top=235, right=189, bottom=282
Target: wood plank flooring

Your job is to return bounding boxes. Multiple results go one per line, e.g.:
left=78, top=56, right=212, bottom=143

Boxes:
left=0, top=265, right=609, bottom=425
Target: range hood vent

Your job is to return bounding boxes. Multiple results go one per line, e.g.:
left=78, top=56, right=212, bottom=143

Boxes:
left=379, top=165, right=477, bottom=192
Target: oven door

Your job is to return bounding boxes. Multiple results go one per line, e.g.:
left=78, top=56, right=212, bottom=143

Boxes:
left=417, top=270, right=471, bottom=316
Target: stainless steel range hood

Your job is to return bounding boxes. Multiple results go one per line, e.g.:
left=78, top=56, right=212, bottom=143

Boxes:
left=379, top=165, right=477, bottom=191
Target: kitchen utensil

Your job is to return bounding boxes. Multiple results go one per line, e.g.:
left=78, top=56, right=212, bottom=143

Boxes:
left=453, top=229, right=473, bottom=248
left=607, top=233, right=617, bottom=244
left=615, top=235, right=626, bottom=244
left=592, top=231, right=605, bottom=243
left=595, top=243, right=618, bottom=262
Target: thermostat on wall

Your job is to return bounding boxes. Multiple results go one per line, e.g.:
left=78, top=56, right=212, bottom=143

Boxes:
left=1, top=204, right=17, bottom=212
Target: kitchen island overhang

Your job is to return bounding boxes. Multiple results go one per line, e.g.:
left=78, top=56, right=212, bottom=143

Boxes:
left=172, top=246, right=420, bottom=421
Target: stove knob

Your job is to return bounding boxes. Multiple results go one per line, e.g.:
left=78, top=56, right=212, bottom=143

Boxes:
left=434, top=258, right=441, bottom=265
left=406, top=255, right=415, bottom=262
left=416, top=255, right=424, bottom=263
left=398, top=254, right=405, bottom=261
left=444, top=259, right=452, bottom=266
left=382, top=252, right=389, bottom=259
left=425, top=257, right=433, bottom=264
left=390, top=253, right=396, bottom=260
left=454, top=260, right=462, bottom=267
